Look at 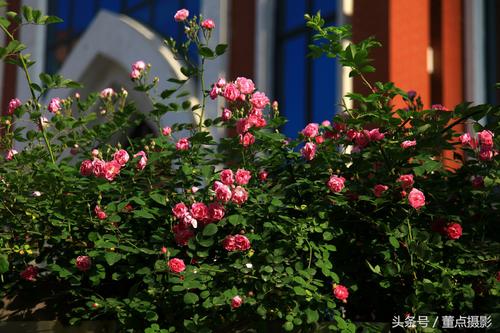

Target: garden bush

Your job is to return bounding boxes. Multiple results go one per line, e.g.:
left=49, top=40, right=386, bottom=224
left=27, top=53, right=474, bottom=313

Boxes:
left=0, top=4, right=499, bottom=332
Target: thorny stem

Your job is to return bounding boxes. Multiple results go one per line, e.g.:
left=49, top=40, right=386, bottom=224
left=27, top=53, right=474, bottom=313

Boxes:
left=0, top=24, right=56, bottom=164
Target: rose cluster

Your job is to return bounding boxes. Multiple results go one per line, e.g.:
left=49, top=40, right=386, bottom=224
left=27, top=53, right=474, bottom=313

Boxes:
left=80, top=149, right=147, bottom=181
left=460, top=130, right=497, bottom=162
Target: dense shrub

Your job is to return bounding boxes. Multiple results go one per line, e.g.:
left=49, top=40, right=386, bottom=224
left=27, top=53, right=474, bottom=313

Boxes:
left=0, top=5, right=499, bottom=332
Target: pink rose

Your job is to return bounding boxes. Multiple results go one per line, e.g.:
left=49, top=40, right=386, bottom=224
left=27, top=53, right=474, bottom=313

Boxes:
left=373, top=184, right=389, bottom=197
left=134, top=151, right=148, bottom=170
left=8, top=98, right=21, bottom=115
left=103, top=160, right=121, bottom=181
left=75, top=255, right=92, bottom=272
left=220, top=169, right=234, bottom=185
left=191, top=202, right=209, bottom=221
left=113, top=149, right=129, bottom=166
left=431, top=104, right=448, bottom=111
left=20, top=265, right=38, bottom=281
left=315, top=135, right=325, bottom=144
left=471, top=176, right=484, bottom=189
left=216, top=78, right=226, bottom=87
left=210, top=85, right=221, bottom=99
left=5, top=149, right=18, bottom=161
left=333, top=285, right=349, bottom=302
left=354, top=130, right=370, bottom=148
left=234, top=234, right=251, bottom=250
left=130, top=69, right=141, bottom=80
left=231, top=186, right=248, bottom=205
left=176, top=137, right=190, bottom=151
left=408, top=188, right=425, bottom=210
left=172, top=202, right=188, bottom=219
left=346, top=129, right=358, bottom=141
left=301, top=142, right=316, bottom=161
left=397, top=174, right=414, bottom=190
left=208, top=203, right=225, bottom=221
left=369, top=128, right=385, bottom=141
left=478, top=148, right=495, bottom=161
left=231, top=295, right=243, bottom=309
left=301, top=123, right=319, bottom=138
left=48, top=98, right=62, bottom=113
left=258, top=170, right=268, bottom=181
left=235, top=169, right=251, bottom=185
left=215, top=184, right=232, bottom=203
left=162, top=126, right=172, bottom=136
left=459, top=133, right=476, bottom=148
left=94, top=205, right=107, bottom=220
left=168, top=258, right=186, bottom=273
left=132, top=60, right=146, bottom=72
left=250, top=92, right=270, bottom=109
left=92, top=159, right=106, bottom=178
left=201, top=19, right=215, bottom=30
left=401, top=140, right=417, bottom=149
left=100, top=88, right=115, bottom=99
left=174, top=9, right=189, bottom=22
left=478, top=130, right=494, bottom=148
left=446, top=223, right=462, bottom=240
left=172, top=224, right=194, bottom=246
left=236, top=118, right=251, bottom=135
left=235, top=77, right=255, bottom=94
left=223, top=83, right=240, bottom=102
left=222, top=108, right=232, bottom=121
left=327, top=175, right=345, bottom=193
left=239, top=132, right=255, bottom=147
left=322, top=120, right=331, bottom=127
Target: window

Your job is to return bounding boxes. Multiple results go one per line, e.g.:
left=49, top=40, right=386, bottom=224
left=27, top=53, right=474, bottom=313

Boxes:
left=274, top=0, right=339, bottom=137
left=46, top=0, right=200, bottom=74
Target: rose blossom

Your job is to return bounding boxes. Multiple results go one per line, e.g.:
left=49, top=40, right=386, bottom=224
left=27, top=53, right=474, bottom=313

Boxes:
left=20, top=265, right=38, bottom=281
left=408, top=188, right=425, bottom=210
left=223, top=234, right=250, bottom=251
left=397, top=174, right=414, bottom=190
left=92, top=159, right=106, bottom=178
left=48, top=98, right=62, bottom=113
left=235, top=169, right=252, bottom=185
left=369, top=128, right=385, bottom=141
left=478, top=130, right=494, bottom=148
left=239, top=132, right=255, bottom=147
left=231, top=186, right=248, bottom=205
left=235, top=77, right=255, bottom=94
left=100, top=88, right=115, bottom=99
left=222, top=108, right=232, bottom=121
left=94, top=205, right=107, bottom=220
left=130, top=69, right=141, bottom=80
left=113, top=149, right=129, bottom=166
left=201, top=19, right=215, bottom=29
left=174, top=9, right=189, bottom=22
left=479, top=148, right=495, bottom=161
left=231, top=295, right=243, bottom=309
left=168, top=258, right=186, bottom=273
left=373, top=184, right=389, bottom=197
left=223, top=83, right=240, bottom=101
left=8, top=98, right=21, bottom=115
left=176, top=137, right=190, bottom=151
left=208, top=203, right=225, bottom=221
left=6, top=149, right=18, bottom=161
left=210, top=85, right=221, bottom=99
left=446, top=223, right=462, bottom=240
left=301, top=123, right=319, bottom=138
left=132, top=60, right=146, bottom=72
left=459, top=133, right=476, bottom=147
left=172, top=224, right=194, bottom=246
left=172, top=202, right=188, bottom=219
left=354, top=130, right=370, bottom=148
left=471, top=176, right=484, bottom=189
left=190, top=202, right=209, bottom=221
left=103, top=160, right=121, bottom=181
left=215, top=184, right=232, bottom=203
left=236, top=118, right=251, bottom=134
left=315, top=135, right=325, bottom=144
left=162, top=126, right=172, bottom=136
left=333, top=285, right=349, bottom=302
left=75, top=256, right=92, bottom=272
left=301, top=142, right=316, bottom=161
left=327, top=175, right=346, bottom=193
left=250, top=91, right=270, bottom=109
left=431, top=104, right=448, bottom=111
left=216, top=78, right=226, bottom=87
left=220, top=169, right=235, bottom=185
left=134, top=151, right=148, bottom=170
left=401, top=140, right=417, bottom=149
left=258, top=170, right=268, bottom=181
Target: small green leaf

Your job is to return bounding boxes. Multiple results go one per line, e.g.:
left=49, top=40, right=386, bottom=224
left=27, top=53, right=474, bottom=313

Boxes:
left=199, top=46, right=214, bottom=58
left=305, top=308, right=319, bottom=324
left=104, top=252, right=122, bottom=266
left=0, top=255, right=9, bottom=273
left=183, top=292, right=199, bottom=304
left=215, top=44, right=228, bottom=56
left=389, top=236, right=400, bottom=249
left=202, top=223, right=218, bottom=236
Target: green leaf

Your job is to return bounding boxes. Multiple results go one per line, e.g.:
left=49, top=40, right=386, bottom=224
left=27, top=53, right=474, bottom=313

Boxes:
left=150, top=193, right=166, bottom=206
left=199, top=47, right=214, bottom=58
left=305, top=308, right=319, bottom=324
left=215, top=44, right=228, bottom=56
left=104, top=252, right=122, bottom=266
left=0, top=255, right=9, bottom=273
left=133, top=210, right=155, bottom=219
left=202, top=223, right=218, bottom=236
left=366, top=260, right=382, bottom=276
left=183, top=292, right=199, bottom=305
left=389, top=236, right=400, bottom=249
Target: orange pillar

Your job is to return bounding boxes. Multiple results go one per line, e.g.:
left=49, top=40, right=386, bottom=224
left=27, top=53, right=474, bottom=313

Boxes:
left=389, top=0, right=430, bottom=108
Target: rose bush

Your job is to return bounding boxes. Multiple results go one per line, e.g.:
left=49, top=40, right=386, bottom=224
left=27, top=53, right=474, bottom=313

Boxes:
left=0, top=5, right=499, bottom=333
